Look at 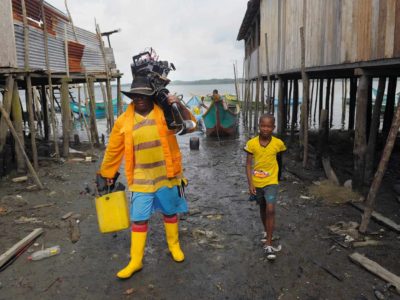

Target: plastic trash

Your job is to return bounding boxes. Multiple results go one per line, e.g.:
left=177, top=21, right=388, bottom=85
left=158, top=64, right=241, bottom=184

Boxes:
left=28, top=245, right=61, bottom=261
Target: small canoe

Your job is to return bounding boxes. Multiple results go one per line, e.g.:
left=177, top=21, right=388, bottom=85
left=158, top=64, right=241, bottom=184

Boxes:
left=202, top=100, right=240, bottom=137
left=70, top=98, right=127, bottom=119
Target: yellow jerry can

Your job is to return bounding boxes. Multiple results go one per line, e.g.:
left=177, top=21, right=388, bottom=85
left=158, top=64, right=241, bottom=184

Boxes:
left=95, top=191, right=130, bottom=233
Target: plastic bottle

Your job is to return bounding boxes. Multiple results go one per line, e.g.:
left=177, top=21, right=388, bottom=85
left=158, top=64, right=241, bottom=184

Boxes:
left=28, top=246, right=61, bottom=261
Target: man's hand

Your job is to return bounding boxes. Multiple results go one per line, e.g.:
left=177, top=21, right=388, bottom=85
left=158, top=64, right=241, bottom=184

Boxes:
left=249, top=184, right=256, bottom=195
left=167, top=94, right=182, bottom=107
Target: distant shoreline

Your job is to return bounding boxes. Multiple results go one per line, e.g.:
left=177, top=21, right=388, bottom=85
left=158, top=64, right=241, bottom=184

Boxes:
left=119, top=78, right=243, bottom=86
left=170, top=78, right=243, bottom=85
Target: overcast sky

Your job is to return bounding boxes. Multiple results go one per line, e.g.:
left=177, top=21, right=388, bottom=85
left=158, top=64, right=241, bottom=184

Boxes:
left=49, top=0, right=246, bottom=83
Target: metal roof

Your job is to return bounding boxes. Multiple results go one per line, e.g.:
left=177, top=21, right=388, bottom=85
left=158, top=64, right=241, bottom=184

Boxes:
left=237, top=0, right=260, bottom=41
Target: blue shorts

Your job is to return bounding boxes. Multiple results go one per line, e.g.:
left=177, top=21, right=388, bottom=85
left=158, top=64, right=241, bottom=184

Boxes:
left=130, top=186, right=188, bottom=221
left=255, top=184, right=279, bottom=204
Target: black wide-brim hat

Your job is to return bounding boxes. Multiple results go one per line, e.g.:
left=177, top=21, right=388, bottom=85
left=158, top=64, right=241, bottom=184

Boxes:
left=121, top=76, right=156, bottom=98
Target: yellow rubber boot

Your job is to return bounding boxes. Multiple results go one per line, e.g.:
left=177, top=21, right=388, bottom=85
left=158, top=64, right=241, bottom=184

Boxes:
left=164, top=216, right=185, bottom=262
left=117, top=225, right=147, bottom=279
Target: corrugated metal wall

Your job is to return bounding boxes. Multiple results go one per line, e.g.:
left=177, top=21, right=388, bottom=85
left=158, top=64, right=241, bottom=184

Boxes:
left=246, top=0, right=400, bottom=79
left=3, top=0, right=116, bottom=75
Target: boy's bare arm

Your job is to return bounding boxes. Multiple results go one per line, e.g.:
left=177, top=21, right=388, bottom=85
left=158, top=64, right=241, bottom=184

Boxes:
left=246, top=153, right=256, bottom=195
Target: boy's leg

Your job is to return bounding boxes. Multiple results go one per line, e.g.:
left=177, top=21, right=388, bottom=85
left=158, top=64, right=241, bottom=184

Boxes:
left=256, top=188, right=267, bottom=235
left=265, top=203, right=275, bottom=246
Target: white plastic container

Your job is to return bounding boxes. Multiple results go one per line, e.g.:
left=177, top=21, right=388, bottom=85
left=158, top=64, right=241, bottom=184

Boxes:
left=28, top=245, right=61, bottom=261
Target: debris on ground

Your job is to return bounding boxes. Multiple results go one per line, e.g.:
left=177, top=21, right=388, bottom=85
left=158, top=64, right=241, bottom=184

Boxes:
left=308, top=180, right=361, bottom=204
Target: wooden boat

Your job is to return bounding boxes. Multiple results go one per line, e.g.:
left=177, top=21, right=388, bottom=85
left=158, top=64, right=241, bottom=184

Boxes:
left=70, top=98, right=127, bottom=119
left=202, top=98, right=240, bottom=137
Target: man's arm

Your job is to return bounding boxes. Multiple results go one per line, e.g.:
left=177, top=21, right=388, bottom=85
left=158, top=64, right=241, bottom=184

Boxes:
left=246, top=153, right=256, bottom=195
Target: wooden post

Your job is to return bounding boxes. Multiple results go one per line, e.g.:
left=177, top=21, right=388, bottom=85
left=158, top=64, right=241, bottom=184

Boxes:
left=287, top=80, right=293, bottom=128
left=318, top=79, right=324, bottom=124
left=272, top=80, right=276, bottom=115
left=309, top=79, right=314, bottom=127
left=100, top=82, right=110, bottom=130
left=95, top=23, right=114, bottom=130
left=233, top=62, right=240, bottom=102
left=40, top=85, right=49, bottom=141
left=249, top=80, right=254, bottom=132
left=300, top=26, right=309, bottom=167
left=11, top=82, right=26, bottom=173
left=60, top=77, right=71, bottom=157
left=341, top=78, right=347, bottom=130
left=366, top=78, right=373, bottom=139
left=382, top=76, right=397, bottom=140
left=25, top=75, right=39, bottom=170
left=359, top=95, right=400, bottom=233
left=0, top=105, right=43, bottom=189
left=348, top=77, right=357, bottom=130
left=313, top=79, right=319, bottom=126
left=261, top=79, right=265, bottom=114
left=21, top=0, right=38, bottom=170
left=265, top=33, right=272, bottom=114
left=330, top=79, right=335, bottom=128
left=317, top=109, right=329, bottom=165
left=87, top=76, right=100, bottom=145
left=253, top=78, right=260, bottom=132
left=0, top=76, right=14, bottom=153
left=277, top=77, right=284, bottom=137
left=290, top=79, right=299, bottom=141
left=106, top=79, right=114, bottom=128
left=41, top=0, right=60, bottom=159
left=117, top=76, right=123, bottom=116
left=352, top=73, right=369, bottom=192
left=364, top=77, right=386, bottom=184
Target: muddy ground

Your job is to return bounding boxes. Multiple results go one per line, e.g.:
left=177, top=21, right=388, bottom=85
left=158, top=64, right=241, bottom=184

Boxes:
left=0, top=127, right=400, bottom=300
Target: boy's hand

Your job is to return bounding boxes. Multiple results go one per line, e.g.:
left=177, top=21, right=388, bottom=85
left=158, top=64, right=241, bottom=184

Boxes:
left=249, top=184, right=256, bottom=195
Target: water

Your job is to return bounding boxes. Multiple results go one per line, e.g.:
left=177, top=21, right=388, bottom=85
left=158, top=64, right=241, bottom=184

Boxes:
left=12, top=79, right=398, bottom=142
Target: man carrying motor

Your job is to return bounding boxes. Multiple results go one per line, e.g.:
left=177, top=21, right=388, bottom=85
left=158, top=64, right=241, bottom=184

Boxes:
left=98, top=75, right=195, bottom=279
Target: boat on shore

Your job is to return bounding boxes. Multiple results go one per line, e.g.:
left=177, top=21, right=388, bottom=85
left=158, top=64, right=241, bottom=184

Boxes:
left=202, top=98, right=240, bottom=137
left=70, top=99, right=127, bottom=119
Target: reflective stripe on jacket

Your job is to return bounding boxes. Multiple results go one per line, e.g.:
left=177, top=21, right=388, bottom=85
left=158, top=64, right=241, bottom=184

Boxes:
left=100, top=103, right=187, bottom=186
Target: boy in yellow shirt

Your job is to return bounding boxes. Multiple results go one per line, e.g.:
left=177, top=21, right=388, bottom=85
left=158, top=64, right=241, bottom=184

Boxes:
left=244, top=114, right=286, bottom=260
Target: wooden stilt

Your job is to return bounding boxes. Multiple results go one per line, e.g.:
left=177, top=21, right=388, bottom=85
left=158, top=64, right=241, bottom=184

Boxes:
left=366, top=78, right=373, bottom=140
left=25, top=75, right=39, bottom=170
left=318, top=79, right=324, bottom=124
left=309, top=79, right=314, bottom=127
left=364, top=77, right=386, bottom=184
left=287, top=80, right=293, bottom=128
left=353, top=73, right=369, bottom=192
left=359, top=93, right=400, bottom=233
left=265, top=33, right=272, bottom=114
left=32, top=87, right=43, bottom=137
left=313, top=79, right=319, bottom=126
left=100, top=82, right=110, bottom=131
left=40, top=85, right=49, bottom=141
left=106, top=79, right=114, bottom=128
left=11, top=82, right=26, bottom=173
left=0, top=76, right=14, bottom=153
left=249, top=80, right=254, bottom=132
left=261, top=79, right=265, bottom=114
left=41, top=0, right=60, bottom=159
left=0, top=104, right=43, bottom=189
left=254, top=78, right=260, bottom=132
left=317, top=109, right=329, bottom=165
left=272, top=80, right=276, bottom=115
left=86, top=76, right=100, bottom=145
left=300, top=26, right=309, bottom=167
left=117, top=77, right=123, bottom=116
left=60, top=77, right=71, bottom=158
left=382, top=76, right=397, bottom=140
left=348, top=77, right=357, bottom=130
left=290, top=79, right=299, bottom=141
left=341, top=79, right=347, bottom=130
left=330, top=79, right=335, bottom=128
left=277, top=77, right=284, bottom=137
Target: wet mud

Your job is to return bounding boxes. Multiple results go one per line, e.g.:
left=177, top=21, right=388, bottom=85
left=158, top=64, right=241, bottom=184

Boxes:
left=0, top=128, right=400, bottom=299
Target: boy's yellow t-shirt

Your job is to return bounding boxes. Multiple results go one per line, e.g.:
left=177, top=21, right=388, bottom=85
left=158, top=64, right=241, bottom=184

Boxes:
left=244, top=136, right=286, bottom=187
left=130, top=111, right=181, bottom=193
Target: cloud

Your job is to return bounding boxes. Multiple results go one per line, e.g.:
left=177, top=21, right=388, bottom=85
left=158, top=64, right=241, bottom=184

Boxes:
left=49, top=0, right=245, bottom=83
